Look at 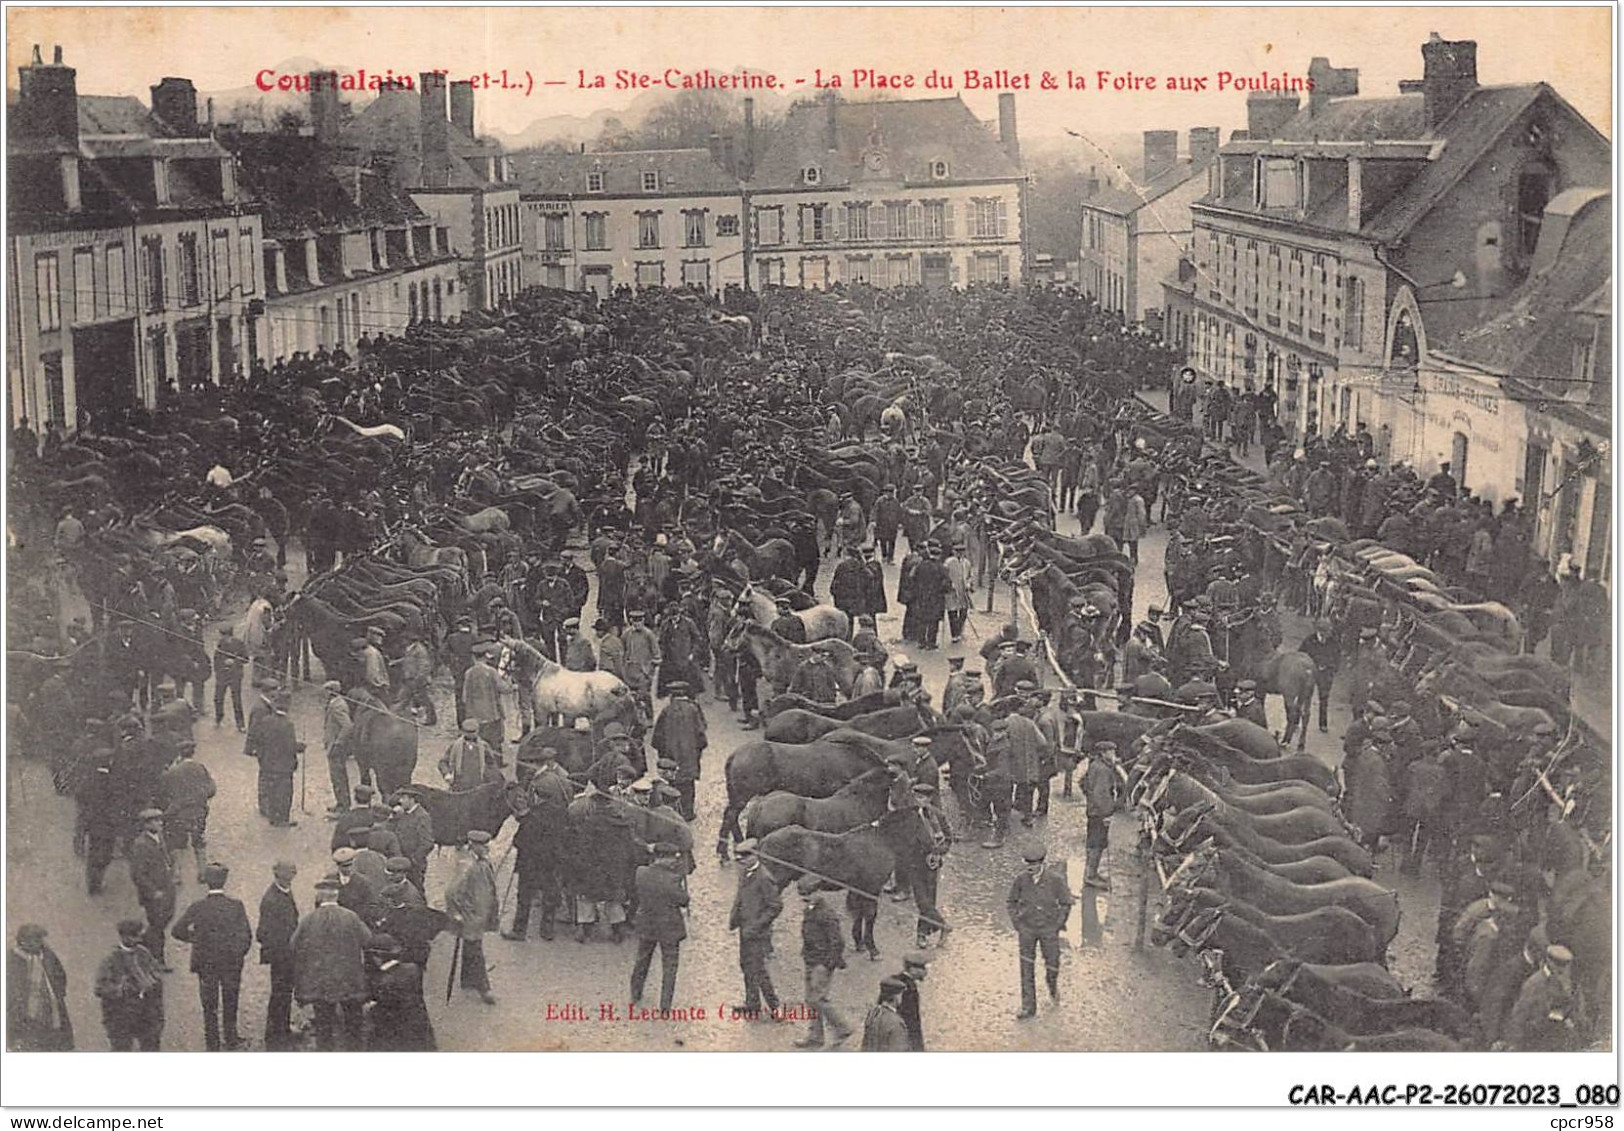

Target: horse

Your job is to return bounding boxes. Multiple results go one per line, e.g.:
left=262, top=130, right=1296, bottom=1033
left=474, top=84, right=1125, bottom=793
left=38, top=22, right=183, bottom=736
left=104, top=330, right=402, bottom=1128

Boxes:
left=725, top=621, right=859, bottom=699
left=742, top=767, right=896, bottom=839
left=731, top=580, right=852, bottom=643
left=502, top=635, right=628, bottom=723
left=1252, top=649, right=1317, bottom=750
left=717, top=530, right=798, bottom=581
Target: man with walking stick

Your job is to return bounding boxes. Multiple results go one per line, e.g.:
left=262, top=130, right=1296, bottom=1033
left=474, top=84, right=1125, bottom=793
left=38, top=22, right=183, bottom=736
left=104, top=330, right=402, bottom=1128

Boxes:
left=444, top=830, right=500, bottom=1004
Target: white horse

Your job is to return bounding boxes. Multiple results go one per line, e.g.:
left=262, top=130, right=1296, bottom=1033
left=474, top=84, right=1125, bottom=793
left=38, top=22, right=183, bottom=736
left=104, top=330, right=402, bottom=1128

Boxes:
left=501, top=636, right=628, bottom=721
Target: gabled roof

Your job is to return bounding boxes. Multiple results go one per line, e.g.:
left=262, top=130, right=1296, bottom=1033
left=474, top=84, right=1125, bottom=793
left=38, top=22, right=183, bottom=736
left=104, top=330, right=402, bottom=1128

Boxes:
left=1083, top=159, right=1204, bottom=216
left=1435, top=190, right=1609, bottom=402
left=340, top=88, right=497, bottom=189
left=1275, top=95, right=1428, bottom=143
left=512, top=147, right=740, bottom=197
left=229, top=133, right=427, bottom=237
left=78, top=94, right=158, bottom=137
left=749, top=95, right=1022, bottom=190
left=1362, top=85, right=1547, bottom=242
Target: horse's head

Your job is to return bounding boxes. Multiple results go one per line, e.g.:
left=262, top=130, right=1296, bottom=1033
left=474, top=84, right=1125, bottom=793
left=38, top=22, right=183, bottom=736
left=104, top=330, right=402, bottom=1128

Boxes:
left=1169, top=904, right=1225, bottom=957
left=1208, top=984, right=1271, bottom=1051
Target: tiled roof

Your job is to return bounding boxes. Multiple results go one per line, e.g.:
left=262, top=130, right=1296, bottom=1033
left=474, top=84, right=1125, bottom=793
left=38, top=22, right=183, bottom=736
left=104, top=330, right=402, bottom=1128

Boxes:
left=1362, top=85, right=1547, bottom=242
left=78, top=94, right=158, bottom=137
left=513, top=147, right=739, bottom=197
left=1274, top=95, right=1428, bottom=143
left=1436, top=190, right=1609, bottom=393
left=341, top=88, right=494, bottom=188
left=1083, top=159, right=1204, bottom=216
left=229, top=133, right=428, bottom=236
left=749, top=95, right=1022, bottom=189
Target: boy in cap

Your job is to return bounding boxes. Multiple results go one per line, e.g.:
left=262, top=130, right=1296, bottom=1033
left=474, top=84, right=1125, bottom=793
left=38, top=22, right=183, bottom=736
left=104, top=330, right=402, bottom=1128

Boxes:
left=795, top=875, right=853, bottom=1048
left=170, top=863, right=252, bottom=1050
left=1006, top=843, right=1072, bottom=1019
left=894, top=951, right=930, bottom=1051
left=94, top=920, right=165, bottom=1050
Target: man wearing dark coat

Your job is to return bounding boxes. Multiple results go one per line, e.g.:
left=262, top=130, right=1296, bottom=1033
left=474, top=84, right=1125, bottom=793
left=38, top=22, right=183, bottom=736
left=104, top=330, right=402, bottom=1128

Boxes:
left=291, top=880, right=371, bottom=1050
left=629, top=844, right=690, bottom=1013
left=256, top=860, right=300, bottom=1050
left=127, top=808, right=176, bottom=969
left=1007, top=844, right=1073, bottom=1020
left=170, top=862, right=253, bottom=1051
left=389, top=786, right=435, bottom=893
left=828, top=546, right=870, bottom=620
left=504, top=768, right=566, bottom=942
left=651, top=683, right=707, bottom=820
left=8, top=925, right=73, bottom=1050
left=245, top=688, right=301, bottom=827
left=727, top=839, right=783, bottom=1016
left=364, top=934, right=435, bottom=1051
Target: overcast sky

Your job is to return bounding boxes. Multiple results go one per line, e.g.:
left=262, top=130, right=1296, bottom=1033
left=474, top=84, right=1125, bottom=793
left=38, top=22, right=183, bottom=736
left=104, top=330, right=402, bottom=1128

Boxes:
left=9, top=5, right=1612, bottom=143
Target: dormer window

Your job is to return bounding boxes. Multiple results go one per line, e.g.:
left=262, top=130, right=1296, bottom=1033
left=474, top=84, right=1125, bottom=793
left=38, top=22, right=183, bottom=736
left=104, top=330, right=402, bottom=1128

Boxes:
left=930, top=159, right=949, bottom=180
left=587, top=171, right=604, bottom=194
left=641, top=171, right=660, bottom=192
left=802, top=165, right=821, bottom=186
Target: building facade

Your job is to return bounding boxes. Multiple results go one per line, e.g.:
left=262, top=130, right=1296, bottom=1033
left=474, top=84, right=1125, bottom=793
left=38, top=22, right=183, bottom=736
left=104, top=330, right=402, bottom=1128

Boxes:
left=745, top=93, right=1026, bottom=290
left=1176, top=38, right=1609, bottom=492
left=1080, top=127, right=1217, bottom=324
left=514, top=147, right=746, bottom=297
left=225, top=121, right=465, bottom=363
left=343, top=72, right=520, bottom=310
left=8, top=53, right=265, bottom=428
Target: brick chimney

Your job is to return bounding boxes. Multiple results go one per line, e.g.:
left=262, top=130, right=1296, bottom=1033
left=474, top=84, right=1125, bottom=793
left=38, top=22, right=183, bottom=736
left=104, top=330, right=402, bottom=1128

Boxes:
left=308, top=70, right=340, bottom=145
left=1420, top=33, right=1477, bottom=130
left=419, top=71, right=450, bottom=188
left=707, top=131, right=724, bottom=167
left=1084, top=165, right=1100, bottom=198
left=1246, top=91, right=1300, bottom=140
left=450, top=80, right=475, bottom=137
left=1307, top=57, right=1360, bottom=117
left=823, top=91, right=839, bottom=151
left=998, top=92, right=1020, bottom=164
left=16, top=44, right=79, bottom=143
left=150, top=77, right=199, bottom=136
left=741, top=97, right=756, bottom=180
left=1188, top=127, right=1220, bottom=170
left=1143, top=129, right=1177, bottom=182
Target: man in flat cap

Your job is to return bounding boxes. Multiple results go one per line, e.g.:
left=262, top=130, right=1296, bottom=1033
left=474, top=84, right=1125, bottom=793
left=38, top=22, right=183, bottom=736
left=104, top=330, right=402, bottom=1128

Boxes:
left=727, top=839, right=782, bottom=1017
left=860, top=976, right=912, bottom=1051
left=629, top=843, right=690, bottom=1014
left=652, top=681, right=707, bottom=821
left=390, top=786, right=435, bottom=893
left=1081, top=742, right=1122, bottom=889
left=245, top=687, right=301, bottom=828
left=444, top=831, right=500, bottom=1005
left=8, top=924, right=73, bottom=1050
left=171, top=862, right=252, bottom=1050
left=255, top=861, right=299, bottom=1050
left=321, top=680, right=356, bottom=814
left=461, top=642, right=506, bottom=754
left=1504, top=944, right=1587, bottom=1051
left=1007, top=843, right=1072, bottom=1020
left=127, top=807, right=176, bottom=970
left=291, top=880, right=370, bottom=1050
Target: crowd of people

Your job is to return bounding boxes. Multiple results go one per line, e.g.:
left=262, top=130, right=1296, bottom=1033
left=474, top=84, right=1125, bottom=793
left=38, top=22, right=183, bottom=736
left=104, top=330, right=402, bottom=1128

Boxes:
left=5, top=274, right=1608, bottom=1055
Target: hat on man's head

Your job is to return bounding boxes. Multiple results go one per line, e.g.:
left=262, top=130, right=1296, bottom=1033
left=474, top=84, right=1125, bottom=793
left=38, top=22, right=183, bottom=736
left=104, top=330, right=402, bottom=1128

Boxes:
left=332, top=847, right=358, bottom=865
left=138, top=807, right=165, bottom=822
left=879, top=976, right=907, bottom=998
left=796, top=875, right=822, bottom=896
left=323, top=680, right=343, bottom=692
left=668, top=681, right=690, bottom=695
left=385, top=856, right=412, bottom=875
left=116, top=918, right=147, bottom=940
left=202, top=863, right=229, bottom=888
left=602, top=721, right=628, bottom=740
left=461, top=719, right=480, bottom=734
left=1021, top=843, right=1048, bottom=863
left=1546, top=944, right=1574, bottom=966
left=467, top=830, right=492, bottom=845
